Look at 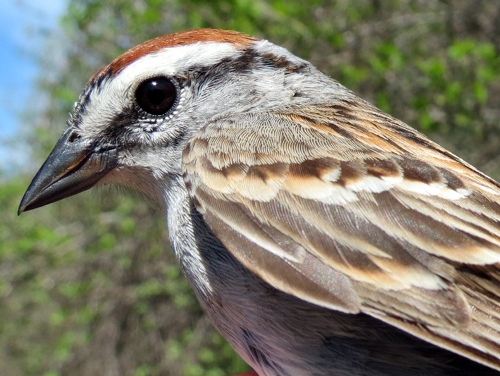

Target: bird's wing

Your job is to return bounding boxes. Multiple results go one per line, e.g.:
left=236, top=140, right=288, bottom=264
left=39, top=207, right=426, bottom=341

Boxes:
left=182, top=99, right=500, bottom=369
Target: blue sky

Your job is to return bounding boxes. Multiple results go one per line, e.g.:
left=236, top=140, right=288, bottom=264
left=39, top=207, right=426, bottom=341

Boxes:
left=0, top=0, right=66, bottom=172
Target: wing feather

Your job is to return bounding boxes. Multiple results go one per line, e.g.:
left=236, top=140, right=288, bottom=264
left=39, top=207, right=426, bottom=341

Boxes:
left=182, top=100, right=500, bottom=370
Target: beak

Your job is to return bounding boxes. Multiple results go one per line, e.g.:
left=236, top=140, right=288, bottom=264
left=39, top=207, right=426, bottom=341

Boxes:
left=18, top=127, right=118, bottom=214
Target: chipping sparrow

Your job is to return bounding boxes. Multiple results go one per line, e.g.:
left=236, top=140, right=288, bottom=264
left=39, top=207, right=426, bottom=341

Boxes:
left=19, top=29, right=500, bottom=375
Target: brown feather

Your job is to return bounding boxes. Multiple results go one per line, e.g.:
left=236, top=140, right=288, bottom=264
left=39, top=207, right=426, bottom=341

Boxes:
left=183, top=100, right=500, bottom=370
left=109, top=29, right=256, bottom=74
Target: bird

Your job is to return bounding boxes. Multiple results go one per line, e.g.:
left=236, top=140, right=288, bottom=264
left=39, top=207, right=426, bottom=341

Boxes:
left=19, top=29, right=500, bottom=375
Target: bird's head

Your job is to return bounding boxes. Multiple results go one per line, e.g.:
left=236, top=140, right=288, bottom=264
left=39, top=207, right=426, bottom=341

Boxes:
left=18, top=29, right=316, bottom=213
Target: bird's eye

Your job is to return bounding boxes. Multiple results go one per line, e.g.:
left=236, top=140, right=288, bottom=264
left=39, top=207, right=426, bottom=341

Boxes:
left=135, top=77, right=177, bottom=115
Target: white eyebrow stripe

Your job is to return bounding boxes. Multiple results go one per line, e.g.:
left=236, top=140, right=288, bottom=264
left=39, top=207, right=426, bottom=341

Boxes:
left=116, top=42, right=243, bottom=84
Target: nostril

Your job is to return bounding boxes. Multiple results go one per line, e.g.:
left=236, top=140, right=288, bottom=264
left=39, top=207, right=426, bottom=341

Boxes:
left=68, top=132, right=81, bottom=143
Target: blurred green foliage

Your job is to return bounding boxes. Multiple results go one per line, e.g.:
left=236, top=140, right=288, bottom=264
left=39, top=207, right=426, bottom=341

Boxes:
left=2, top=1, right=500, bottom=375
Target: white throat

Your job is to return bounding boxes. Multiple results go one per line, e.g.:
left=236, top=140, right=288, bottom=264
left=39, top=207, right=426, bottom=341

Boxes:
left=163, top=176, right=215, bottom=297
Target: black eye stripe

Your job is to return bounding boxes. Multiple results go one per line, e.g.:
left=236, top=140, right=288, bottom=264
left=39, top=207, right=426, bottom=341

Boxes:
left=135, top=77, right=177, bottom=116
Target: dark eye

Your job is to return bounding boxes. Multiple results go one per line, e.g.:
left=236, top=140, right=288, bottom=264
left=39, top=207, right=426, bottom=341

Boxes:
left=135, top=77, right=177, bottom=115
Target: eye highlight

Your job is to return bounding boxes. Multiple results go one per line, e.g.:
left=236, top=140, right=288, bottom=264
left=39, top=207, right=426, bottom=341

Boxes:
left=135, top=77, right=177, bottom=116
